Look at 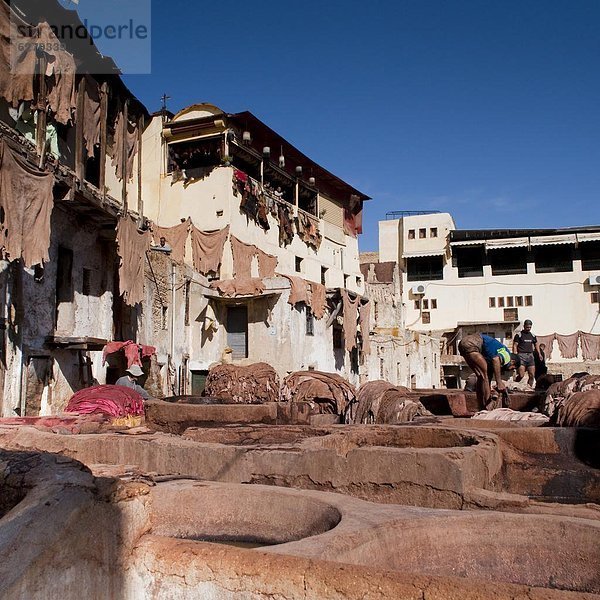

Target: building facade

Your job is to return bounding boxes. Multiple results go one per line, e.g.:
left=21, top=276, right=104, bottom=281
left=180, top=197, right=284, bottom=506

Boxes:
left=378, top=212, right=600, bottom=386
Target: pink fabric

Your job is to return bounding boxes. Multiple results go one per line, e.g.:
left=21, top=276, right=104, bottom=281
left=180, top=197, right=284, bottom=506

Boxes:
left=536, top=334, right=556, bottom=360
left=66, top=385, right=144, bottom=417
left=103, top=341, right=156, bottom=367
left=556, top=333, right=579, bottom=359
left=580, top=332, right=600, bottom=361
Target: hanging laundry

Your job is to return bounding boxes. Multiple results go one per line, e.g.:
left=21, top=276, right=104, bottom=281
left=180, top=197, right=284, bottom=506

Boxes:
left=111, top=109, right=139, bottom=182
left=80, top=75, right=102, bottom=158
left=556, top=332, right=579, bottom=359
left=234, top=171, right=270, bottom=231
left=280, top=274, right=309, bottom=306
left=536, top=334, right=556, bottom=360
left=359, top=301, right=371, bottom=354
left=296, top=212, right=322, bottom=250
left=580, top=332, right=600, bottom=361
left=231, top=235, right=257, bottom=278
left=341, top=290, right=361, bottom=352
left=277, top=203, right=295, bottom=247
left=210, top=277, right=265, bottom=297
left=152, top=218, right=190, bottom=264
left=0, top=141, right=54, bottom=267
left=256, top=248, right=278, bottom=278
left=190, top=224, right=229, bottom=276
left=309, top=282, right=327, bottom=320
left=102, top=340, right=156, bottom=368
left=116, top=215, right=151, bottom=306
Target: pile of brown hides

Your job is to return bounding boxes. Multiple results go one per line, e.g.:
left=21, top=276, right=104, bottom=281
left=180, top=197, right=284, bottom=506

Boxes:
left=279, top=371, right=357, bottom=422
left=544, top=374, right=600, bottom=426
left=354, top=380, right=431, bottom=424
left=204, top=363, right=280, bottom=404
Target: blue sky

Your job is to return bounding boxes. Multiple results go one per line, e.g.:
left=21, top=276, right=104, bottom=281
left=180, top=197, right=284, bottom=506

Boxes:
left=114, top=0, right=599, bottom=251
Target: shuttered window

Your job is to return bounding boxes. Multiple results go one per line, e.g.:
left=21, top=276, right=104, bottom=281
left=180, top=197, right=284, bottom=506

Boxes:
left=227, top=306, right=248, bottom=359
left=320, top=194, right=344, bottom=228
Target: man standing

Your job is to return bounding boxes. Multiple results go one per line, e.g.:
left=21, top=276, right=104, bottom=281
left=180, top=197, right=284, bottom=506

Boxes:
left=513, top=320, right=538, bottom=387
left=115, top=365, right=150, bottom=399
left=459, top=333, right=520, bottom=410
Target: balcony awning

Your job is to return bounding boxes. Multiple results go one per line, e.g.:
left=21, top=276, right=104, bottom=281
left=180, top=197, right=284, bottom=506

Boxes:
left=529, top=234, right=577, bottom=246
left=486, top=237, right=529, bottom=250
left=449, top=239, right=485, bottom=247
left=402, top=249, right=446, bottom=258
left=577, top=232, right=600, bottom=243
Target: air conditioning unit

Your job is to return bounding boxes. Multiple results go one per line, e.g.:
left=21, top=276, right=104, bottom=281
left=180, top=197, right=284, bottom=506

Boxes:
left=589, top=274, right=600, bottom=286
left=411, top=284, right=426, bottom=295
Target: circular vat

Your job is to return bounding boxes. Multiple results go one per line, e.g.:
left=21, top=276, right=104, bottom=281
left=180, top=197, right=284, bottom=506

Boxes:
left=149, top=481, right=341, bottom=547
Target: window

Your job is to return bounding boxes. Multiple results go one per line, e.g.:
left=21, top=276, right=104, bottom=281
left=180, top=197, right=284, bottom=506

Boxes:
left=406, top=256, right=443, bottom=281
left=295, top=256, right=303, bottom=273
left=161, top=306, right=168, bottom=330
left=506, top=296, right=514, bottom=307
left=414, top=299, right=420, bottom=310
left=305, top=307, right=315, bottom=336
left=430, top=228, right=438, bottom=238
left=321, top=266, right=328, bottom=286
left=534, top=245, right=573, bottom=273
left=356, top=276, right=362, bottom=287
left=168, top=136, right=223, bottom=173
left=489, top=297, right=496, bottom=308
left=581, top=242, right=600, bottom=271
left=489, top=248, right=528, bottom=276
left=227, top=306, right=248, bottom=359
left=431, top=299, right=437, bottom=309
left=423, top=299, right=429, bottom=309
left=344, top=274, right=351, bottom=288
left=419, top=228, right=426, bottom=239
left=592, top=292, right=599, bottom=303
left=373, top=301, right=379, bottom=323
left=455, top=246, right=484, bottom=278
left=422, top=311, right=431, bottom=324
left=56, top=246, right=74, bottom=304
left=379, top=357, right=385, bottom=379
left=516, top=296, right=523, bottom=306
left=525, top=295, right=533, bottom=306
left=333, top=325, right=343, bottom=349
left=498, top=297, right=505, bottom=307
left=408, top=229, right=415, bottom=240
left=504, top=308, right=518, bottom=321
left=191, top=370, right=208, bottom=396
left=505, top=331, right=512, bottom=340
left=82, top=268, right=92, bottom=296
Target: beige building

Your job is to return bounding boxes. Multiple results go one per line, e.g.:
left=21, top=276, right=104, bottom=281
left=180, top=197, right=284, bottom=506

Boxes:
left=378, top=211, right=600, bottom=386
left=137, top=103, right=370, bottom=393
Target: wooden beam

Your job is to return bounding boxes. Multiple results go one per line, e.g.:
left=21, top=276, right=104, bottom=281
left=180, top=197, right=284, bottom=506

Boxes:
left=75, top=77, right=86, bottom=181
left=121, top=99, right=129, bottom=210
left=36, top=55, right=47, bottom=168
left=137, top=114, right=143, bottom=215
left=326, top=299, right=343, bottom=328
left=98, top=81, right=108, bottom=198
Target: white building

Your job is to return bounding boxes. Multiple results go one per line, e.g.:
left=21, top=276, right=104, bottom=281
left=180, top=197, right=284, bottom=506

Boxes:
left=378, top=212, right=600, bottom=386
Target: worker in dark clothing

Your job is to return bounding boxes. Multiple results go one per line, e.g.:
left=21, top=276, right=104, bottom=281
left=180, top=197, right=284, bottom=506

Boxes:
left=513, top=320, right=538, bottom=387
left=459, top=333, right=520, bottom=410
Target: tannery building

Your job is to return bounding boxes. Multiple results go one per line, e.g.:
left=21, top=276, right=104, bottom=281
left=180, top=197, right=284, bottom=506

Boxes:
left=378, top=211, right=600, bottom=386
left=0, top=0, right=373, bottom=415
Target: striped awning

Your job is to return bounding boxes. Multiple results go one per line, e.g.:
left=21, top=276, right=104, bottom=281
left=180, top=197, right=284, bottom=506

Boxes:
left=577, top=232, right=600, bottom=243
left=486, top=237, right=529, bottom=250
left=529, top=234, right=577, bottom=246
left=450, top=239, right=485, bottom=247
left=402, top=249, right=446, bottom=259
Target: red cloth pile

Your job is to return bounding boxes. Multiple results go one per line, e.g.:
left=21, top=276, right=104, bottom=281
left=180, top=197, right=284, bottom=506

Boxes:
left=102, top=341, right=156, bottom=368
left=66, top=385, right=145, bottom=417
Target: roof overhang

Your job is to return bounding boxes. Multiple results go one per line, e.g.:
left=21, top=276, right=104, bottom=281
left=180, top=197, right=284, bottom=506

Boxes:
left=402, top=250, right=446, bottom=259
left=486, top=237, right=529, bottom=250
left=529, top=234, right=577, bottom=246
left=577, top=232, right=600, bottom=243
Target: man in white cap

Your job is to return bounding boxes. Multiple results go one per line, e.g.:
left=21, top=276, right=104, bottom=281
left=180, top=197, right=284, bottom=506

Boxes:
left=115, top=365, right=150, bottom=399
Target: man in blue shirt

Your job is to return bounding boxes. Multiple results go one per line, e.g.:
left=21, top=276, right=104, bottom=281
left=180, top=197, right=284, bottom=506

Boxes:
left=459, top=333, right=520, bottom=410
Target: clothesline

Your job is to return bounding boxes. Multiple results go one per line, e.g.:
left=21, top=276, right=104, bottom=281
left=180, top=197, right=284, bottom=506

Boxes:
left=537, top=331, right=600, bottom=361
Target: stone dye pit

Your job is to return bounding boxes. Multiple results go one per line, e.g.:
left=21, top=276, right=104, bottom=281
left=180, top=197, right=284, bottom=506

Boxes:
left=1, top=407, right=599, bottom=599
